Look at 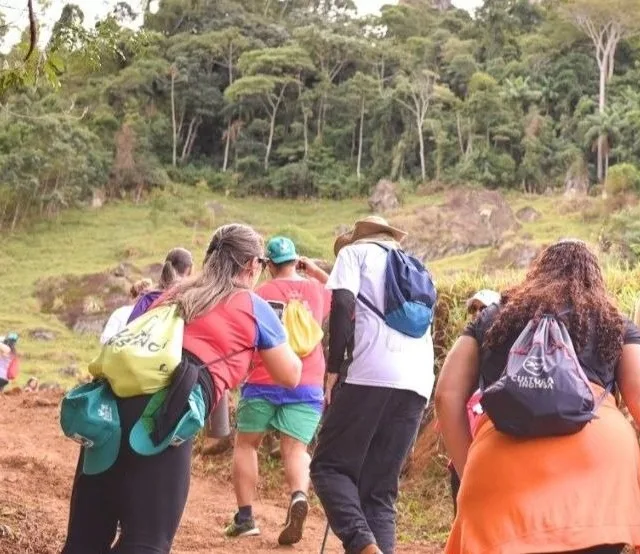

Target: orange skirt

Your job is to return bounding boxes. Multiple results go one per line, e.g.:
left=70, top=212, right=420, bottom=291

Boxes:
left=445, top=390, right=640, bottom=554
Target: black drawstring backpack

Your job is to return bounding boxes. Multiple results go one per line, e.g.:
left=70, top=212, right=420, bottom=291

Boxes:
left=481, top=314, right=610, bottom=438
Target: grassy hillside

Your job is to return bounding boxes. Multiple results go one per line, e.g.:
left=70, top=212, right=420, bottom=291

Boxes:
left=0, top=185, right=622, bottom=386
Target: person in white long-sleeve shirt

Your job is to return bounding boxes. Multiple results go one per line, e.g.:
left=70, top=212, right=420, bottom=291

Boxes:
left=100, top=279, right=152, bottom=345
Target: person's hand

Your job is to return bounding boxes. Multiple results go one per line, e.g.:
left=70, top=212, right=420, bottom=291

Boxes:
left=297, top=256, right=314, bottom=273
left=324, top=373, right=339, bottom=407
left=298, top=257, right=328, bottom=284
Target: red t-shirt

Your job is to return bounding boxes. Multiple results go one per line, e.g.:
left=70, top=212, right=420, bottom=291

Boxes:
left=248, top=278, right=331, bottom=387
left=179, top=291, right=287, bottom=403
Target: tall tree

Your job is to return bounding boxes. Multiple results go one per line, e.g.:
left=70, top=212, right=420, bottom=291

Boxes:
left=343, top=72, right=379, bottom=180
left=395, top=68, right=437, bottom=182
left=564, top=0, right=640, bottom=182
left=226, top=46, right=314, bottom=170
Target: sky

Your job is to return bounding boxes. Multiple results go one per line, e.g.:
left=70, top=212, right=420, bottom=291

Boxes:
left=0, top=0, right=484, bottom=52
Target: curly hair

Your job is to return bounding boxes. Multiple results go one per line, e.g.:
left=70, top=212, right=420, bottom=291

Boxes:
left=485, top=240, right=624, bottom=365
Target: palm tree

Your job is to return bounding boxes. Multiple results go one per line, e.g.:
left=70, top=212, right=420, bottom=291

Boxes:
left=584, top=108, right=622, bottom=183
left=502, top=76, right=542, bottom=112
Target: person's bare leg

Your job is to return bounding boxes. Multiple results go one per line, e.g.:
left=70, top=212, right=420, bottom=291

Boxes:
left=277, top=434, right=311, bottom=545
left=280, top=434, right=311, bottom=494
left=232, top=432, right=263, bottom=506
left=228, top=432, right=263, bottom=537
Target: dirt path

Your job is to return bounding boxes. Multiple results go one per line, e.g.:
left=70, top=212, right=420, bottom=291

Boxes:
left=0, top=391, right=440, bottom=554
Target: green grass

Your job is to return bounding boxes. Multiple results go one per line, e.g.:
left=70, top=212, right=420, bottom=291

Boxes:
left=0, top=185, right=616, bottom=387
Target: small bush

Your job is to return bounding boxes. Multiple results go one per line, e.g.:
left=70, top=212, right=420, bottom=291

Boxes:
left=207, top=171, right=239, bottom=193
left=143, top=164, right=171, bottom=189
left=267, top=162, right=314, bottom=197
left=605, top=163, right=640, bottom=196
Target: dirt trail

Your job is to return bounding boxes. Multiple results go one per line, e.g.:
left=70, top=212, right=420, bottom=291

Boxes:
left=0, top=391, right=439, bottom=554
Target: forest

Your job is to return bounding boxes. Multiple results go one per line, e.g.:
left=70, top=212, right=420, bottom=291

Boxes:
left=2, top=0, right=640, bottom=230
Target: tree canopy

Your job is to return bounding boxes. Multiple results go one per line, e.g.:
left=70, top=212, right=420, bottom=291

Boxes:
left=3, top=0, right=640, bottom=229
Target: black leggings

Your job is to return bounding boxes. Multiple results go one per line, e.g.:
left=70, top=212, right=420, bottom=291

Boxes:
left=61, top=395, right=193, bottom=554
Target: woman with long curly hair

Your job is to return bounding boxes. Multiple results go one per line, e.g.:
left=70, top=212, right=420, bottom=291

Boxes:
left=436, top=240, right=640, bottom=554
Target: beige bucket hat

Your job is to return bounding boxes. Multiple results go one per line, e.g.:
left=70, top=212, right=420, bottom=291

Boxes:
left=333, top=216, right=408, bottom=256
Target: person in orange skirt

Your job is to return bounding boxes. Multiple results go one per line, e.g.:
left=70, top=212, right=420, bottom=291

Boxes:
left=436, top=240, right=640, bottom=554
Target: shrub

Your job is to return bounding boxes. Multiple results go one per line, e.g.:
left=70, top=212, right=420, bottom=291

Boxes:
left=142, top=162, right=171, bottom=189
left=431, top=268, right=640, bottom=373
left=267, top=162, right=314, bottom=197
left=605, top=163, right=640, bottom=196
left=207, top=171, right=239, bottom=193
left=455, top=149, right=516, bottom=189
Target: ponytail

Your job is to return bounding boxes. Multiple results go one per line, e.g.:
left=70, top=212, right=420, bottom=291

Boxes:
left=159, top=261, right=178, bottom=290
left=157, top=248, right=193, bottom=290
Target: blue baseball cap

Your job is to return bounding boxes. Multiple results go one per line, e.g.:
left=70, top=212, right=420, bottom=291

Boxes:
left=60, top=381, right=121, bottom=475
left=129, top=384, right=206, bottom=456
left=266, top=236, right=297, bottom=265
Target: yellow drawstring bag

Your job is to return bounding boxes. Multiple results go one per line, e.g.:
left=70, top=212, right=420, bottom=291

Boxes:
left=88, top=304, right=184, bottom=397
left=281, top=299, right=324, bottom=358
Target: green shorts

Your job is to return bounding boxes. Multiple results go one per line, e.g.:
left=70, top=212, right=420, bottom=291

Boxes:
left=236, top=398, right=322, bottom=445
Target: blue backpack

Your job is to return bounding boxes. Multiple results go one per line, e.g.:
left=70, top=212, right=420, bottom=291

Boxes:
left=357, top=243, right=437, bottom=338
left=481, top=314, right=610, bottom=438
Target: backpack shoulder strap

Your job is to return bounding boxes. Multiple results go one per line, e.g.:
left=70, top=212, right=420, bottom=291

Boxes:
left=357, top=292, right=385, bottom=319
left=369, top=241, right=391, bottom=252
left=356, top=242, right=391, bottom=320
left=199, top=346, right=256, bottom=371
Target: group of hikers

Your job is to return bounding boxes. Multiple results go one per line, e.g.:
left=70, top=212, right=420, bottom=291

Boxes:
left=41, top=212, right=640, bottom=553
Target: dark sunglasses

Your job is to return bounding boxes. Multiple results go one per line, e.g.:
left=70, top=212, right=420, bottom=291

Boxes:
left=258, top=257, right=269, bottom=269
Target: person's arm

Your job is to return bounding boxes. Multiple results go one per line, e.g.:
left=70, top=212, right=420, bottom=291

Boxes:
left=435, top=336, right=481, bottom=476
left=260, top=345, right=302, bottom=388
left=325, top=289, right=355, bottom=405
left=617, top=321, right=640, bottom=427
left=617, top=344, right=640, bottom=426
left=324, top=247, right=361, bottom=405
left=298, top=257, right=329, bottom=285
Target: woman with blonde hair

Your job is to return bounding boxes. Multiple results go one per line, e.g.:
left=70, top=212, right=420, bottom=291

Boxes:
left=62, top=224, right=302, bottom=554
left=437, top=240, right=640, bottom=554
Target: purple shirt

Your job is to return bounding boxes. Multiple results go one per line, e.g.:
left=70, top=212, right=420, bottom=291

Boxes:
left=127, top=290, right=163, bottom=323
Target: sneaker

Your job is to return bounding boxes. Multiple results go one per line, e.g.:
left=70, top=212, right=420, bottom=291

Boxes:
left=277, top=493, right=309, bottom=546
left=224, top=516, right=260, bottom=538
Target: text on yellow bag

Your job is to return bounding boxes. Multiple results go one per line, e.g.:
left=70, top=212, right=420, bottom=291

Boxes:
left=88, top=305, right=184, bottom=397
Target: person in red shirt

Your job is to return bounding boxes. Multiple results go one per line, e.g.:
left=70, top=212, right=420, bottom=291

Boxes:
left=62, top=224, right=302, bottom=554
left=227, top=236, right=330, bottom=545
